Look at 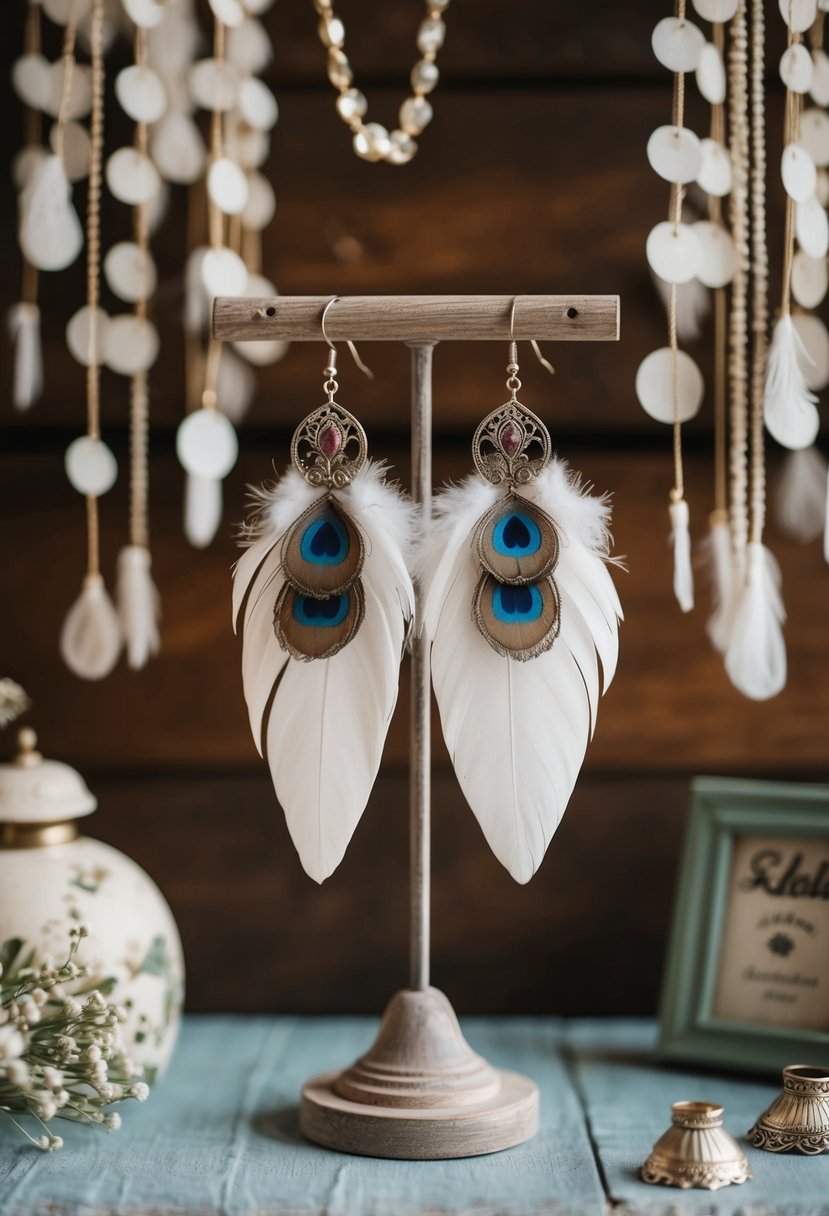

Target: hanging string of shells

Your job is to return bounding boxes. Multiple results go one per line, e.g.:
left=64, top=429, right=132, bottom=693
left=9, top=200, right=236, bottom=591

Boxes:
left=9, top=0, right=285, bottom=680
left=637, top=0, right=829, bottom=702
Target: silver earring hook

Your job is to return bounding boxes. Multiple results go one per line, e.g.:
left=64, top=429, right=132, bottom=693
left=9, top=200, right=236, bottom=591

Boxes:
left=509, top=296, right=555, bottom=377
left=320, top=296, right=374, bottom=381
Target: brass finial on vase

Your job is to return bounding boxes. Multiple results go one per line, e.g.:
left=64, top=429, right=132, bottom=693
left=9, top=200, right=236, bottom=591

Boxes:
left=749, top=1065, right=829, bottom=1155
left=641, top=1101, right=751, bottom=1191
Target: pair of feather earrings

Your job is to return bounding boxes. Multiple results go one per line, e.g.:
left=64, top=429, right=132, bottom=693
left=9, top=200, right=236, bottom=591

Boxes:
left=232, top=335, right=623, bottom=886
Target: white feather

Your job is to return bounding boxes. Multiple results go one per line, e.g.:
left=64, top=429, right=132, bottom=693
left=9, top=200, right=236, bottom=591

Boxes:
left=775, top=446, right=827, bottom=543
left=60, top=574, right=122, bottom=681
left=116, top=545, right=161, bottom=670
left=8, top=302, right=43, bottom=411
left=234, top=461, right=416, bottom=883
left=419, top=458, right=622, bottom=884
left=724, top=542, right=787, bottom=701
left=698, top=515, right=734, bottom=654
left=764, top=314, right=820, bottom=450
left=184, top=473, right=223, bottom=548
left=669, top=498, right=694, bottom=613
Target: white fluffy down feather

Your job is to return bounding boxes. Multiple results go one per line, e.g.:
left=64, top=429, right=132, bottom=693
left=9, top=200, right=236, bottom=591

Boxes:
left=775, top=446, right=827, bottom=544
left=724, top=542, right=787, bottom=701
left=417, top=459, right=623, bottom=884
left=116, top=545, right=161, bottom=670
left=764, top=315, right=820, bottom=450
left=233, top=461, right=416, bottom=883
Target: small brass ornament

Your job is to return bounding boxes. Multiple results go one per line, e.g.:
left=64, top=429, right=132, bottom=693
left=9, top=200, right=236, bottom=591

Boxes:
left=749, top=1064, right=829, bottom=1155
left=641, top=1101, right=751, bottom=1191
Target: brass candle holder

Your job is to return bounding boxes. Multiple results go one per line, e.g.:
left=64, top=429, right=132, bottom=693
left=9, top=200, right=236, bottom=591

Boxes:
left=641, top=1101, right=751, bottom=1191
left=749, top=1065, right=829, bottom=1155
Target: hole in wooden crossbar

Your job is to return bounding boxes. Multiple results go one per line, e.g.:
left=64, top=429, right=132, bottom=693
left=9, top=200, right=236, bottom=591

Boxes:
left=566, top=307, right=579, bottom=319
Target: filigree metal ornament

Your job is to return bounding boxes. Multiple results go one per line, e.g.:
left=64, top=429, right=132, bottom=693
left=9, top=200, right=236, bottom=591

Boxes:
left=472, top=402, right=552, bottom=488
left=641, top=1101, right=751, bottom=1191
left=290, top=403, right=368, bottom=490
left=749, top=1065, right=829, bottom=1155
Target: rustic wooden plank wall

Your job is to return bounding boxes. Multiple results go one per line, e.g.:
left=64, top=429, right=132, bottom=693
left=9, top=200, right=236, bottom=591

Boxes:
left=1, top=1, right=825, bottom=1016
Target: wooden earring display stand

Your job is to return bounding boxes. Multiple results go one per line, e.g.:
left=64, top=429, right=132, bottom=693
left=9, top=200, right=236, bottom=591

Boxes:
left=213, top=294, right=620, bottom=1160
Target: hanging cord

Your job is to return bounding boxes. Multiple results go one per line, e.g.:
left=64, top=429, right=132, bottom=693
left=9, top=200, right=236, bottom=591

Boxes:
left=727, top=0, right=750, bottom=564
left=201, top=17, right=226, bottom=413
left=20, top=0, right=42, bottom=308
left=129, top=25, right=151, bottom=552
left=710, top=20, right=728, bottom=522
left=668, top=0, right=687, bottom=505
left=748, top=0, right=769, bottom=546
left=52, top=12, right=79, bottom=162
left=780, top=17, right=803, bottom=318
left=85, top=0, right=105, bottom=577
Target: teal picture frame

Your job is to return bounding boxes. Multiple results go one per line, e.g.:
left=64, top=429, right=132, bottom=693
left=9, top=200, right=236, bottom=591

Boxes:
left=657, top=776, right=829, bottom=1076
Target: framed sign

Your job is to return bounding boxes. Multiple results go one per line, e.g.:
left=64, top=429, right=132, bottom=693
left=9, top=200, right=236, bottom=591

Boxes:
left=657, top=776, right=829, bottom=1075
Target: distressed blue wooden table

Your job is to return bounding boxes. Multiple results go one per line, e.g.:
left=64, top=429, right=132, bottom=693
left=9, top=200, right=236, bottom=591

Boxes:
left=1, top=1016, right=826, bottom=1215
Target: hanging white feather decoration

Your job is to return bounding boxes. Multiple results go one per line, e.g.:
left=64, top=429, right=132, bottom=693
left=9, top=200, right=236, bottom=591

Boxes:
left=669, top=497, right=694, bottom=613
left=185, top=472, right=223, bottom=549
left=763, top=314, right=820, bottom=450
left=116, top=545, right=161, bottom=670
left=233, top=407, right=415, bottom=884
left=418, top=409, right=622, bottom=885
left=698, top=514, right=734, bottom=654
left=724, top=542, right=786, bottom=701
left=8, top=302, right=43, bottom=411
left=775, top=445, right=827, bottom=543
left=60, top=573, right=122, bottom=680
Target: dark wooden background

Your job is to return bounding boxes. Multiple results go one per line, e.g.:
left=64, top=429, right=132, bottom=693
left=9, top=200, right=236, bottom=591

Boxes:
left=2, top=1, right=826, bottom=1016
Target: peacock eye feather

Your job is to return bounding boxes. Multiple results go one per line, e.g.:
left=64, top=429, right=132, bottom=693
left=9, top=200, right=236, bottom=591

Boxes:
left=475, top=494, right=559, bottom=586
left=282, top=497, right=364, bottom=597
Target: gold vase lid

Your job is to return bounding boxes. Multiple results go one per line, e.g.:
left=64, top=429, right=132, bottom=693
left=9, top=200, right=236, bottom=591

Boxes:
left=0, top=729, right=96, bottom=827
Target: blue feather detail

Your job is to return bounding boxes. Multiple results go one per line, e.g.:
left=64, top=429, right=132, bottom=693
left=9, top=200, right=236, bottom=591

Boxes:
left=292, top=594, right=350, bottom=627
left=300, top=517, right=349, bottom=566
left=491, top=583, right=543, bottom=624
left=492, top=512, right=542, bottom=558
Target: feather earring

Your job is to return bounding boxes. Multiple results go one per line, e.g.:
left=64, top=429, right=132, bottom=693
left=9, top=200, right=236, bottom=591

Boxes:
left=232, top=312, right=416, bottom=883
left=418, top=334, right=623, bottom=884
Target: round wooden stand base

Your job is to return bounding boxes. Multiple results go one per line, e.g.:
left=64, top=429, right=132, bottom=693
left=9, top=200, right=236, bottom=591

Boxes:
left=299, top=986, right=539, bottom=1160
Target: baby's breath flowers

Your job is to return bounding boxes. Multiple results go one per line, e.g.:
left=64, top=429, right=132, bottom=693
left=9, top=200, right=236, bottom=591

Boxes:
left=0, top=925, right=149, bottom=1151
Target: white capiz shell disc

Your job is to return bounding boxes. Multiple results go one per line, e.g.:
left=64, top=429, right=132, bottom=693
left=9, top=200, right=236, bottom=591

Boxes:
left=150, top=112, right=206, bottom=184
left=47, top=61, right=92, bottom=120
left=779, top=0, right=818, bottom=33
left=796, top=195, right=829, bottom=258
left=104, top=316, right=160, bottom=376
left=696, top=42, right=726, bottom=105
left=794, top=312, right=829, bottom=390
left=189, top=59, right=239, bottom=112
left=209, top=0, right=246, bottom=26
left=782, top=143, right=818, bottom=202
left=123, top=0, right=165, bottom=29
left=12, top=54, right=51, bottom=110
left=232, top=275, right=288, bottom=366
left=652, top=17, right=705, bottom=73
left=696, top=138, right=732, bottom=196
left=12, top=146, right=48, bottom=192
left=201, top=247, right=249, bottom=298
left=691, top=220, right=737, bottom=287
left=207, top=157, right=250, bottom=215
left=50, top=120, right=91, bottom=183
left=104, top=242, right=158, bottom=303
left=66, top=306, right=109, bottom=367
left=106, top=147, right=161, bottom=205
left=798, top=107, right=829, bottom=167
left=19, top=155, right=83, bottom=272
left=177, top=409, right=239, bottom=479
left=811, top=49, right=829, bottom=105
left=115, top=64, right=167, bottom=124
left=791, top=250, right=828, bottom=307
left=646, top=221, right=702, bottom=284
left=43, top=0, right=92, bottom=21
left=647, top=125, right=702, bottom=184
left=226, top=18, right=273, bottom=73
left=780, top=43, right=813, bottom=93
left=635, top=347, right=704, bottom=423
left=240, top=171, right=276, bottom=230
left=817, top=167, right=829, bottom=205
left=65, top=436, right=118, bottom=497
left=691, top=0, right=738, bottom=19
left=238, top=77, right=279, bottom=130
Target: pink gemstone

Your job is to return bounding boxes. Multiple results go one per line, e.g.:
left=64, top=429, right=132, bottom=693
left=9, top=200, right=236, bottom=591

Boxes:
left=499, top=422, right=521, bottom=456
left=320, top=423, right=343, bottom=457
